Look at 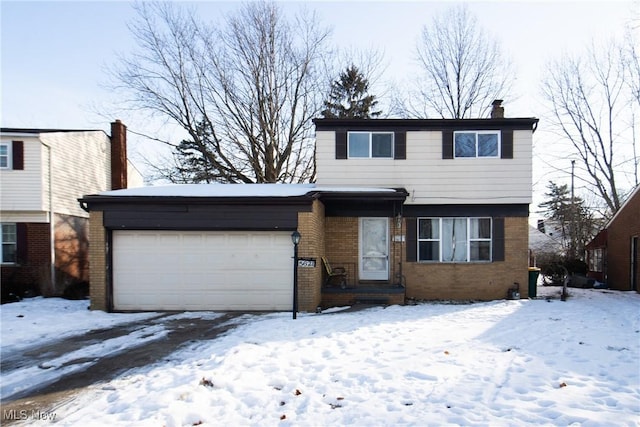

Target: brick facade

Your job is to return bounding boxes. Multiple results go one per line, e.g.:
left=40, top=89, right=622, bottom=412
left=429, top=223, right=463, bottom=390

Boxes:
left=607, top=190, right=640, bottom=291
left=403, top=217, right=529, bottom=300
left=1, top=222, right=51, bottom=296
left=296, top=200, right=325, bottom=312
left=322, top=216, right=529, bottom=302
left=88, top=211, right=108, bottom=310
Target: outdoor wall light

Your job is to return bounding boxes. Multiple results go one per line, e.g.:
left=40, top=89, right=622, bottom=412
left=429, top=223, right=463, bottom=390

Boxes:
left=291, top=230, right=301, bottom=245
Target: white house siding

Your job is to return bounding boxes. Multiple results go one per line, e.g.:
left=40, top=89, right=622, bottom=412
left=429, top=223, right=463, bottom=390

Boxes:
left=0, top=136, right=46, bottom=221
left=41, top=132, right=111, bottom=219
left=127, top=160, right=144, bottom=188
left=315, top=130, right=533, bottom=204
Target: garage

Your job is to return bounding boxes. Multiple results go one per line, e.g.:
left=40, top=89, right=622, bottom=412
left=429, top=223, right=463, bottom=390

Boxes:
left=112, top=230, right=293, bottom=311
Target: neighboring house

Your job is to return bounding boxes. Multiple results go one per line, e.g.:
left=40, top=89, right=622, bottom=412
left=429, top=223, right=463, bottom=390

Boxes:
left=0, top=121, right=142, bottom=299
left=81, top=102, right=539, bottom=312
left=586, top=185, right=640, bottom=291
left=528, top=225, right=563, bottom=267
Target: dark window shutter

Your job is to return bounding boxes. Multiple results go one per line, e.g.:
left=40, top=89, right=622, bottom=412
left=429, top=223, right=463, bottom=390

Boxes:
left=493, top=217, right=505, bottom=262
left=336, top=131, right=347, bottom=159
left=12, top=141, right=24, bottom=170
left=501, top=130, right=513, bottom=159
left=406, top=217, right=417, bottom=262
left=394, top=131, right=406, bottom=159
left=442, top=130, right=453, bottom=159
left=16, top=223, right=28, bottom=264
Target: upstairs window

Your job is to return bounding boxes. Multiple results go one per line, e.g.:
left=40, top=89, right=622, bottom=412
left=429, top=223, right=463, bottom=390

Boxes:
left=348, top=132, right=394, bottom=158
left=454, top=131, right=500, bottom=158
left=0, top=143, right=10, bottom=169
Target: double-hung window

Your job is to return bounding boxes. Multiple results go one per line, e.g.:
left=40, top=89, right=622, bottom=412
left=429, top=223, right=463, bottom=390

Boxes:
left=1, top=223, right=17, bottom=264
left=418, top=217, right=492, bottom=262
left=0, top=143, right=10, bottom=169
left=454, top=131, right=500, bottom=158
left=348, top=132, right=393, bottom=158
left=588, top=248, right=604, bottom=272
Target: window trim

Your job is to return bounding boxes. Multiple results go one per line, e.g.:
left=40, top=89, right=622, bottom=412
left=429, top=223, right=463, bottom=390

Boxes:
left=347, top=131, right=394, bottom=159
left=417, top=217, right=493, bottom=263
left=0, top=142, right=11, bottom=169
left=1, top=223, right=17, bottom=264
left=453, top=130, right=501, bottom=158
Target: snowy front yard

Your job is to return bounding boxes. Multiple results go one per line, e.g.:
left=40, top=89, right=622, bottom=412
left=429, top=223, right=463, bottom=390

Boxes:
left=2, top=287, right=639, bottom=426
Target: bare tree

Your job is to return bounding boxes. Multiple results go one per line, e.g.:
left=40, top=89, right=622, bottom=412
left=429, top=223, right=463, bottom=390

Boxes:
left=409, top=5, right=512, bottom=118
left=111, top=1, right=330, bottom=183
left=542, top=38, right=638, bottom=214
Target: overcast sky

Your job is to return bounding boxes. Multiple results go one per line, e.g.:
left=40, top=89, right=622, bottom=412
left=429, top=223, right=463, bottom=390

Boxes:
left=1, top=0, right=637, bottom=217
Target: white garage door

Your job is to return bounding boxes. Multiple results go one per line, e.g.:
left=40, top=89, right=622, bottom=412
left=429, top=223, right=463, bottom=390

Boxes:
left=112, top=230, right=293, bottom=311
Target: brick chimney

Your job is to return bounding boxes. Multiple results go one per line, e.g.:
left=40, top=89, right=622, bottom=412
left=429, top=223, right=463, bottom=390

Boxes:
left=491, top=99, right=504, bottom=119
left=110, top=120, right=128, bottom=190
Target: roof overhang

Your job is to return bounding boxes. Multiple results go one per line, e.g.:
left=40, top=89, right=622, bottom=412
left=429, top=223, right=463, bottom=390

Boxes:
left=79, top=184, right=408, bottom=212
left=313, top=118, right=540, bottom=132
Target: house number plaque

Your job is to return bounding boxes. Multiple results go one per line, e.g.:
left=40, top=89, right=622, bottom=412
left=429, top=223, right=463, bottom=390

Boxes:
left=297, top=258, right=316, bottom=268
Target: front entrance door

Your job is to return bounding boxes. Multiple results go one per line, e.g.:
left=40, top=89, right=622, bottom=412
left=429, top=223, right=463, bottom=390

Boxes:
left=359, top=218, right=389, bottom=281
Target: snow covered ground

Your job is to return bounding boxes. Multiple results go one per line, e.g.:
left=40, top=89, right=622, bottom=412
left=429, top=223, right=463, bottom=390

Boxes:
left=2, top=287, right=639, bottom=426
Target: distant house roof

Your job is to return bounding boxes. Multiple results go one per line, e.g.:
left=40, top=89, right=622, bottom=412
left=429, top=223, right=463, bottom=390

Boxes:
left=529, top=225, right=563, bottom=253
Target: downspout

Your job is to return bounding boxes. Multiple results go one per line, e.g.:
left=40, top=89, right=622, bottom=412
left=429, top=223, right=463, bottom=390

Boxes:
left=43, top=140, right=56, bottom=293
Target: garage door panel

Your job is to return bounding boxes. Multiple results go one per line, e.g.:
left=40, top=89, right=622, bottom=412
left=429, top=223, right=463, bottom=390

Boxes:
left=113, top=230, right=293, bottom=311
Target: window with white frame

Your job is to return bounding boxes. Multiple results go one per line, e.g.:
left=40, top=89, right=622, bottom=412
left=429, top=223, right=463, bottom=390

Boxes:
left=0, top=143, right=10, bottom=169
left=454, top=131, right=500, bottom=158
left=1, top=223, right=17, bottom=263
left=348, top=132, right=393, bottom=158
left=418, top=217, right=492, bottom=262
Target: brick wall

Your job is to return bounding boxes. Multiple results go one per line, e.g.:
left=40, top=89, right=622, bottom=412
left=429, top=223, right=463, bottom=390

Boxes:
left=607, top=191, right=640, bottom=291
left=296, top=200, right=325, bottom=312
left=404, top=217, right=530, bottom=300
left=88, top=211, right=108, bottom=311
left=324, top=216, right=405, bottom=285
left=1, top=223, right=51, bottom=296
left=324, top=217, right=359, bottom=283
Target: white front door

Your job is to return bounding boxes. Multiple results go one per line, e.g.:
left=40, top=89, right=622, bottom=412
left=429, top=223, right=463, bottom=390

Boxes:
left=359, top=217, right=389, bottom=281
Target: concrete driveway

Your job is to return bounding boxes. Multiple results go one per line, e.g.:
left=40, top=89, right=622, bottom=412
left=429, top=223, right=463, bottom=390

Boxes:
left=0, top=312, right=246, bottom=424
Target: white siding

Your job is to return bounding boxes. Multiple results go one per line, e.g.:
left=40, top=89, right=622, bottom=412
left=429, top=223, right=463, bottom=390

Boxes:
left=41, top=131, right=111, bottom=218
left=316, top=130, right=533, bottom=204
left=0, top=136, right=46, bottom=214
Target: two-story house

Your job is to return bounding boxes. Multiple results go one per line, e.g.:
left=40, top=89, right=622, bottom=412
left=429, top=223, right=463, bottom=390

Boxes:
left=80, top=103, right=538, bottom=312
left=1, top=121, right=142, bottom=300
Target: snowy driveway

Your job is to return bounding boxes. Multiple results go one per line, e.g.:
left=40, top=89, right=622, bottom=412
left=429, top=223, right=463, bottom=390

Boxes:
left=1, top=302, right=249, bottom=423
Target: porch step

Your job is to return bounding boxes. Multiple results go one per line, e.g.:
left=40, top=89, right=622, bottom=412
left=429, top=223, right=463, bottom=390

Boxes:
left=355, top=297, right=389, bottom=305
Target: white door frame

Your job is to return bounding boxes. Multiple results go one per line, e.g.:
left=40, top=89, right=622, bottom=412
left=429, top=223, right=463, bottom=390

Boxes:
left=359, top=217, right=389, bottom=281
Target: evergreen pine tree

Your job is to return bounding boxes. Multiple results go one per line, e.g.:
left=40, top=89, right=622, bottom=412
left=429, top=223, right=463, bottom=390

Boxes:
left=321, top=65, right=382, bottom=119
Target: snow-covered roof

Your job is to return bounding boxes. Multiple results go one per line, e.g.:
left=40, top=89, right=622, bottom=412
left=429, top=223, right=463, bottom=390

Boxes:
left=98, top=183, right=399, bottom=198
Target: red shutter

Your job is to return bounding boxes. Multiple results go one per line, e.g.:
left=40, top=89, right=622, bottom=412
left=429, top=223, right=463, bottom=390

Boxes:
left=12, top=141, right=24, bottom=170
